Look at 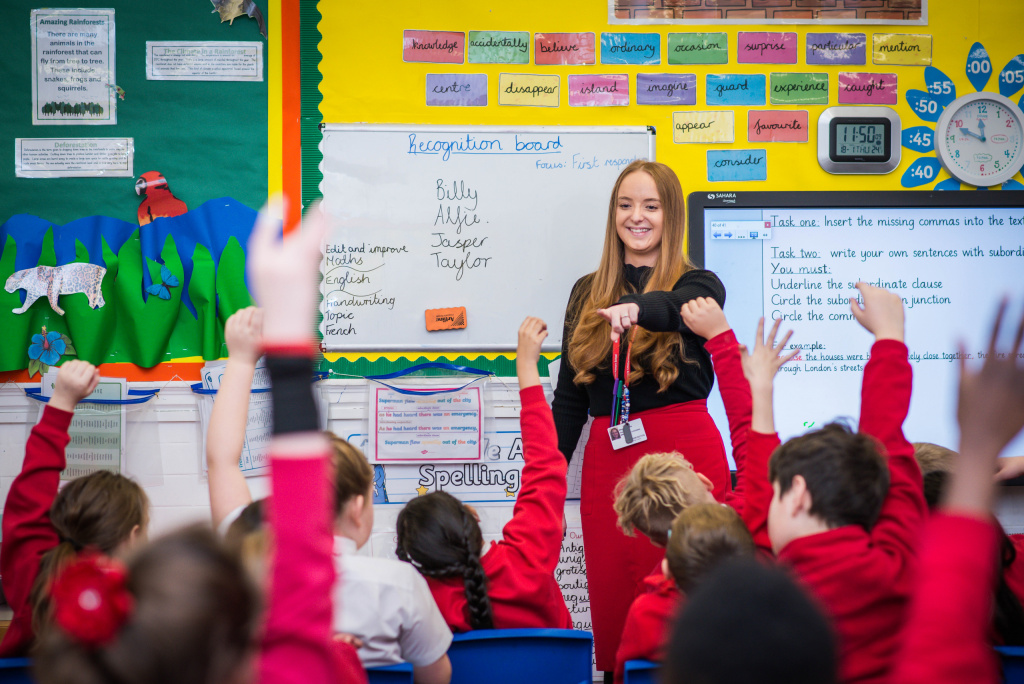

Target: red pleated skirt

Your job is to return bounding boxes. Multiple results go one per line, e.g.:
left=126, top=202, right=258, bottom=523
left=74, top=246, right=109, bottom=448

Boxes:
left=580, top=399, right=729, bottom=671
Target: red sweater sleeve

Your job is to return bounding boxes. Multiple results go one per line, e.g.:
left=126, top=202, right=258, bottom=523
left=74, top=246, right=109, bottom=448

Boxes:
left=704, top=331, right=751, bottom=479
left=740, top=431, right=780, bottom=555
left=259, top=452, right=336, bottom=684
left=857, top=340, right=926, bottom=566
left=498, top=385, right=568, bottom=574
left=890, top=513, right=1000, bottom=684
left=704, top=331, right=772, bottom=554
left=0, top=405, right=73, bottom=657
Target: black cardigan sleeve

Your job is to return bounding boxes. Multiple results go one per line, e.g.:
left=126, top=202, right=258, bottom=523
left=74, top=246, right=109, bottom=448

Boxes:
left=550, top=276, right=593, bottom=464
left=616, top=269, right=726, bottom=334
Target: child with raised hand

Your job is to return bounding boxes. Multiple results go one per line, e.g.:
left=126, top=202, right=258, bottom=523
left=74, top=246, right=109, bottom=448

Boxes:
left=396, top=317, right=571, bottom=632
left=34, top=199, right=363, bottom=684
left=610, top=297, right=786, bottom=682
left=208, top=311, right=452, bottom=682
left=207, top=305, right=264, bottom=532
left=892, top=301, right=1024, bottom=684
left=0, top=359, right=148, bottom=657
left=746, top=282, right=926, bottom=684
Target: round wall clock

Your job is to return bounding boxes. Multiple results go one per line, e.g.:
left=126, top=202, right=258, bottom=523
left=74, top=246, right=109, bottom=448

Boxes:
left=934, top=91, right=1024, bottom=187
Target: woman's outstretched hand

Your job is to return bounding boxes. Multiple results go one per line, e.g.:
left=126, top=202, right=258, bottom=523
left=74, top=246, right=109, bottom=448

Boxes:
left=596, top=302, right=640, bottom=342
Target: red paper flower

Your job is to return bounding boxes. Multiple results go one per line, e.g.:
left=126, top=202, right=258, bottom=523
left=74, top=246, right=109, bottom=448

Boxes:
left=50, top=553, right=134, bottom=648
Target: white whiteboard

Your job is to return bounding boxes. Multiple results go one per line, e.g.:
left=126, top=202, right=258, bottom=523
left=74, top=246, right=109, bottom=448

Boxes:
left=691, top=193, right=1024, bottom=465
left=318, top=125, right=655, bottom=351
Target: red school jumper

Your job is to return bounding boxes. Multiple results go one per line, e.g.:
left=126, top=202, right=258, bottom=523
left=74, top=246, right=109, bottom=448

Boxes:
left=426, top=385, right=572, bottom=631
left=612, top=328, right=773, bottom=684
left=749, top=340, right=927, bottom=684
left=613, top=571, right=683, bottom=684
left=889, top=513, right=1000, bottom=684
left=0, top=404, right=73, bottom=657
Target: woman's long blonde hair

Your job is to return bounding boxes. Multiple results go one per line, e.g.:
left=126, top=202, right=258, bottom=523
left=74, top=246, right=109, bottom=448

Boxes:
left=567, top=160, right=694, bottom=391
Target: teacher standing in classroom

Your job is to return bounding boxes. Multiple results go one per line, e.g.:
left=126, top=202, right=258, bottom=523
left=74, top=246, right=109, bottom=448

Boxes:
left=551, top=160, right=729, bottom=677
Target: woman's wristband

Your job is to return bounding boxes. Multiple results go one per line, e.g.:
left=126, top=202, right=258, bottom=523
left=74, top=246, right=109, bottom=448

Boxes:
left=266, top=354, right=319, bottom=435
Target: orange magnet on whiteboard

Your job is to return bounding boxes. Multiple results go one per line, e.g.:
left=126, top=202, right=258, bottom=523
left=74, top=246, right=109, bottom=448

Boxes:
left=426, top=307, right=467, bottom=331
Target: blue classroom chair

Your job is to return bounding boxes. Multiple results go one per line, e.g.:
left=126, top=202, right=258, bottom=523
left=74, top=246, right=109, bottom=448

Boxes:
left=366, top=661, right=414, bottom=684
left=448, top=628, right=593, bottom=684
left=998, top=646, right=1024, bottom=683
left=623, top=659, right=659, bottom=684
left=0, top=658, right=33, bottom=684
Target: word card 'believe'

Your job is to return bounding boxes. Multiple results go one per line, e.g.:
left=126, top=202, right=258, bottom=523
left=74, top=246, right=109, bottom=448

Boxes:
left=534, top=33, right=595, bottom=65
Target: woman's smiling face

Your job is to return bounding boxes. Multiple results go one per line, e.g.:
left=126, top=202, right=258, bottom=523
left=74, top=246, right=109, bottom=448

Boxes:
left=615, top=170, right=663, bottom=267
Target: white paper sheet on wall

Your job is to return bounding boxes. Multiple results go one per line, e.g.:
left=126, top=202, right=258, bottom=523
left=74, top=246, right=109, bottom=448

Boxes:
left=40, top=369, right=127, bottom=479
left=197, top=357, right=273, bottom=477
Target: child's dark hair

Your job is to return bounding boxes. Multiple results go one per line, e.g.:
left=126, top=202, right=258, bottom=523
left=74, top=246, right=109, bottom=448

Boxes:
left=33, top=525, right=259, bottom=684
left=663, top=558, right=837, bottom=684
left=665, top=503, right=755, bottom=593
left=30, top=470, right=149, bottom=635
left=396, top=491, right=494, bottom=630
left=768, top=422, right=889, bottom=531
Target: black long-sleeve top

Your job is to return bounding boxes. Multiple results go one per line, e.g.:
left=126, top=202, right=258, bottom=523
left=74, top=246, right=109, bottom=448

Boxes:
left=550, top=266, right=726, bottom=463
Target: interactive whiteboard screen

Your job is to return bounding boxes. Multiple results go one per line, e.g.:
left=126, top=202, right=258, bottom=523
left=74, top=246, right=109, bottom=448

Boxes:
left=319, top=125, right=655, bottom=351
left=689, top=191, right=1024, bottom=464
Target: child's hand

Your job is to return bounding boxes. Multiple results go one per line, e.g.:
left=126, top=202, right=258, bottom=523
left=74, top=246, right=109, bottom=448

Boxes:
left=516, top=317, right=548, bottom=390
left=247, top=196, right=327, bottom=347
left=681, top=297, right=730, bottom=340
left=517, top=317, right=548, bottom=366
left=995, top=455, right=1024, bottom=481
left=740, top=317, right=799, bottom=392
left=958, top=301, right=1024, bottom=457
left=225, top=306, right=263, bottom=364
left=850, top=282, right=904, bottom=342
left=50, top=360, right=100, bottom=413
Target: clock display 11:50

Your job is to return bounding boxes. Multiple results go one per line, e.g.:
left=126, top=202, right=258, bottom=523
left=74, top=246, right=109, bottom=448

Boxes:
left=837, top=123, right=886, bottom=156
left=943, top=99, right=1023, bottom=180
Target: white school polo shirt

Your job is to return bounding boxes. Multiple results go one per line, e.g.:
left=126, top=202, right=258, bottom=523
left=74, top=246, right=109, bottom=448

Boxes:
left=333, top=536, right=453, bottom=668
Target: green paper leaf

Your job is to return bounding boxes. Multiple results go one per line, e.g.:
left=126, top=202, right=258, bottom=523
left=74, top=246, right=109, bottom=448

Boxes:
left=28, top=358, right=41, bottom=378
left=63, top=343, right=78, bottom=356
left=40, top=362, right=49, bottom=375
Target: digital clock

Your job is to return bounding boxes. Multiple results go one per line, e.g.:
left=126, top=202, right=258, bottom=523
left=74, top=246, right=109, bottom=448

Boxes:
left=817, top=106, right=902, bottom=174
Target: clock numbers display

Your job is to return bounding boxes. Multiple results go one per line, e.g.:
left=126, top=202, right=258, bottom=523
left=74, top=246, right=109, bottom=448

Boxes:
left=938, top=93, right=1024, bottom=186
left=836, top=123, right=886, bottom=156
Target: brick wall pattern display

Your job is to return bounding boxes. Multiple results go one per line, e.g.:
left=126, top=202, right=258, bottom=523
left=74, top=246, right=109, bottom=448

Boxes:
left=612, top=0, right=925, bottom=23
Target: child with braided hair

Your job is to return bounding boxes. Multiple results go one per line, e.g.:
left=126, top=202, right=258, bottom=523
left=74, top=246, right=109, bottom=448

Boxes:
left=396, top=317, right=572, bottom=632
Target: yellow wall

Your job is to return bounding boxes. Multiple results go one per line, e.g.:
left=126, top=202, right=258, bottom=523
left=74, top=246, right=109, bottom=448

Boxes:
left=316, top=0, right=1024, bottom=193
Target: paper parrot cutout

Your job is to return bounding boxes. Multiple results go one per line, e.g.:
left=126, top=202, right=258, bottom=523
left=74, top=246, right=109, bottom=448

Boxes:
left=211, top=0, right=267, bottom=38
left=136, top=171, right=188, bottom=227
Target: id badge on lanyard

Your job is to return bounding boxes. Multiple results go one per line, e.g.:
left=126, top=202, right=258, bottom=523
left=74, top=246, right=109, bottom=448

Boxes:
left=608, top=329, right=647, bottom=450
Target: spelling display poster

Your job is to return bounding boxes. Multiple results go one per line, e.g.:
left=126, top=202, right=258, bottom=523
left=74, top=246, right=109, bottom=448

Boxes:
left=369, top=383, right=485, bottom=463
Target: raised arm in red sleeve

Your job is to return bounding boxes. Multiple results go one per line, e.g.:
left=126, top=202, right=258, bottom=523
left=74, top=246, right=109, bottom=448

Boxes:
left=857, top=339, right=926, bottom=567
left=890, top=513, right=1000, bottom=684
left=0, top=405, right=73, bottom=657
